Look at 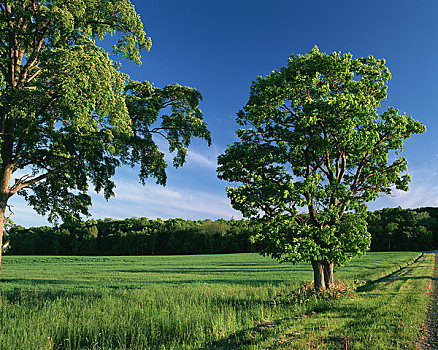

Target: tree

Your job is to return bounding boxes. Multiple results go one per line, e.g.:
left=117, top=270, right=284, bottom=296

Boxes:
left=217, top=47, right=425, bottom=290
left=0, top=0, right=211, bottom=269
left=367, top=207, right=438, bottom=251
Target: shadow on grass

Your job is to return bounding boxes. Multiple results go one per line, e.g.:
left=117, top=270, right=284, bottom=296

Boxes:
left=356, top=254, right=426, bottom=293
left=117, top=267, right=308, bottom=274
left=199, top=257, right=427, bottom=350
left=168, top=279, right=293, bottom=286
left=0, top=287, right=106, bottom=304
left=197, top=299, right=385, bottom=349
left=358, top=273, right=433, bottom=293
left=197, top=318, right=290, bottom=350
left=0, top=276, right=300, bottom=287
left=0, top=278, right=76, bottom=285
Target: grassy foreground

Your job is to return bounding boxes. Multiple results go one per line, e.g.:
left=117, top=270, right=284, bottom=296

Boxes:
left=226, top=252, right=434, bottom=349
left=0, top=252, right=430, bottom=349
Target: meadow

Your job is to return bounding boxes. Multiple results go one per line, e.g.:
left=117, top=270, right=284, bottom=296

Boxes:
left=0, top=252, right=430, bottom=349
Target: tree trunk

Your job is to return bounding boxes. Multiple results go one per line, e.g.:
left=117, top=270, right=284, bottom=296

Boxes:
left=0, top=163, right=13, bottom=273
left=311, top=260, right=325, bottom=291
left=0, top=206, right=4, bottom=272
left=151, top=231, right=156, bottom=255
left=323, top=261, right=334, bottom=290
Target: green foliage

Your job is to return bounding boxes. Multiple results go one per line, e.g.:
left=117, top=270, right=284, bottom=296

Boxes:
left=367, top=207, right=438, bottom=251
left=122, top=81, right=211, bottom=184
left=218, top=46, right=426, bottom=269
left=5, top=206, right=437, bottom=257
left=0, top=0, right=210, bottom=225
left=6, top=218, right=257, bottom=255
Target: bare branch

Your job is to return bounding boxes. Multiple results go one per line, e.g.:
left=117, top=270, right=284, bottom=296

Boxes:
left=4, top=204, right=14, bottom=224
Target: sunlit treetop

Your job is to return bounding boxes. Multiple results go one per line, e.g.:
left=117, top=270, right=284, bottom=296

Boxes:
left=218, top=47, right=425, bottom=286
left=0, top=0, right=210, bottom=226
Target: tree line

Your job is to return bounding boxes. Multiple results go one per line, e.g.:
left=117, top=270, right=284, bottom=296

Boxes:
left=3, top=207, right=437, bottom=256
left=367, top=207, right=438, bottom=251
left=4, top=218, right=257, bottom=256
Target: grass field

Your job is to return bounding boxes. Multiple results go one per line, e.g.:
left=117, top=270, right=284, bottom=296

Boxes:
left=0, top=252, right=429, bottom=349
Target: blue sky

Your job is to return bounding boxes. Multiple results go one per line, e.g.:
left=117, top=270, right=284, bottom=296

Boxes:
left=11, top=0, right=438, bottom=227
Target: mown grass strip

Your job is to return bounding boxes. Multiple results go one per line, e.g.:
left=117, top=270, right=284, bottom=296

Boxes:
left=221, top=252, right=434, bottom=349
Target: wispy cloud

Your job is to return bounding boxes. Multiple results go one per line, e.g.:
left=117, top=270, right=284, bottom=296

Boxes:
left=9, top=181, right=241, bottom=227
left=90, top=180, right=241, bottom=221
left=7, top=196, right=50, bottom=227
left=186, top=149, right=217, bottom=169
left=11, top=155, right=436, bottom=228
left=369, top=163, right=438, bottom=210
left=154, top=138, right=219, bottom=170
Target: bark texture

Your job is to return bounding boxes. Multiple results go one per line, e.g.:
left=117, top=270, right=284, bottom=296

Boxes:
left=0, top=161, right=12, bottom=272
left=312, top=260, right=335, bottom=291
left=323, top=261, right=334, bottom=290
left=312, top=260, right=326, bottom=291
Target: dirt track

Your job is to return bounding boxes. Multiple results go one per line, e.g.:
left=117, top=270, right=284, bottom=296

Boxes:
left=422, top=252, right=438, bottom=349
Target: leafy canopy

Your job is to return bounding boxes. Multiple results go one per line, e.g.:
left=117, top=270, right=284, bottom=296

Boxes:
left=0, top=0, right=210, bottom=223
left=217, top=46, right=425, bottom=266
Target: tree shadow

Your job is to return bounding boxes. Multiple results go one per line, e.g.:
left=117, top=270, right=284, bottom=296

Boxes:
left=117, top=267, right=306, bottom=274
left=196, top=257, right=428, bottom=350
left=357, top=255, right=426, bottom=293
left=0, top=278, right=75, bottom=285
left=0, top=285, right=106, bottom=304
left=358, top=273, right=433, bottom=293
left=196, top=317, right=291, bottom=350
left=195, top=299, right=385, bottom=349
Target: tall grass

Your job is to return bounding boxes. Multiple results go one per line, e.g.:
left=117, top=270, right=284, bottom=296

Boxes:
left=221, top=253, right=433, bottom=349
left=0, top=252, right=424, bottom=349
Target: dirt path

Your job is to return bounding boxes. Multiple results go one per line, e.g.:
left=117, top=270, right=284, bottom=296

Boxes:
left=422, top=251, right=438, bottom=349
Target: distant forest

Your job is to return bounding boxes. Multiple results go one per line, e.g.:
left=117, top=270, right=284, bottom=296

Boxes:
left=4, top=207, right=438, bottom=255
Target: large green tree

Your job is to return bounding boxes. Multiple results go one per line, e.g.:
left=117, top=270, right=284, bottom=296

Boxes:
left=0, top=0, right=210, bottom=269
left=217, top=47, right=425, bottom=290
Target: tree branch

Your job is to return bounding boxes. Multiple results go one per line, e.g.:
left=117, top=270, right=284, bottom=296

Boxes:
left=10, top=158, right=78, bottom=194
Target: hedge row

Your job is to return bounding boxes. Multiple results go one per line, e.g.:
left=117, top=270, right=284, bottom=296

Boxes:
left=367, top=207, right=438, bottom=251
left=5, top=218, right=257, bottom=255
left=4, top=207, right=438, bottom=255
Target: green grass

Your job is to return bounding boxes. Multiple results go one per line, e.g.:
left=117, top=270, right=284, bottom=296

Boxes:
left=215, top=253, right=433, bottom=349
left=0, top=252, right=428, bottom=349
